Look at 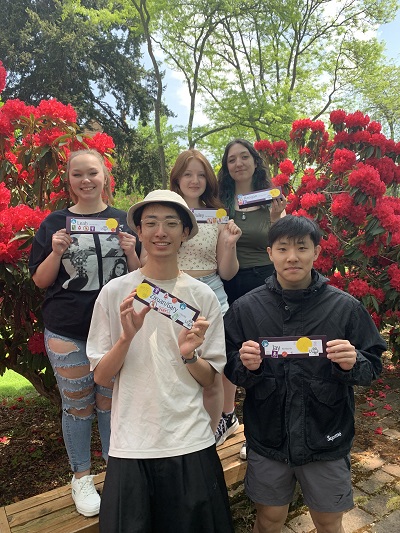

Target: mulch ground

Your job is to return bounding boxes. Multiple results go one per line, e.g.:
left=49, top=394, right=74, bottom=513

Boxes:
left=1, top=361, right=399, bottom=532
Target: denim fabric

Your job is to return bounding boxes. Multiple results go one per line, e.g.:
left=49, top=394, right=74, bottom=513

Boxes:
left=44, top=329, right=112, bottom=472
left=197, top=272, right=229, bottom=316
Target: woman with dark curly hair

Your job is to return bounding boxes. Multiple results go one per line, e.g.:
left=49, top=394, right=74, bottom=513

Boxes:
left=216, top=139, right=286, bottom=448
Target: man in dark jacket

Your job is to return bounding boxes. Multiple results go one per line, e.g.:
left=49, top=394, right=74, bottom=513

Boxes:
left=224, top=215, right=386, bottom=533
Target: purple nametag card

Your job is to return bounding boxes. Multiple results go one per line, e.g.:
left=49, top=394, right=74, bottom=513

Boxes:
left=66, top=216, right=120, bottom=234
left=237, top=186, right=282, bottom=208
left=135, top=279, right=200, bottom=329
left=259, top=336, right=327, bottom=359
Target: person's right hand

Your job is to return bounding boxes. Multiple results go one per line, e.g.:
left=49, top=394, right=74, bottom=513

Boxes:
left=240, top=340, right=262, bottom=370
left=52, top=229, right=72, bottom=256
left=120, top=289, right=151, bottom=342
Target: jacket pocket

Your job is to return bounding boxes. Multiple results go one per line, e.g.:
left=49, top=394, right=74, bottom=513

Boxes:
left=245, top=377, right=283, bottom=448
left=305, top=379, right=354, bottom=451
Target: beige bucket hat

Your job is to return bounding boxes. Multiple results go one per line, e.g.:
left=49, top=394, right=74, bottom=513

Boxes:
left=127, top=189, right=198, bottom=240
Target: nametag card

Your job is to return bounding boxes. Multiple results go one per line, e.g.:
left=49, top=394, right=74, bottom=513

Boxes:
left=191, top=208, right=229, bottom=224
left=237, top=187, right=282, bottom=209
left=135, top=279, right=200, bottom=330
left=259, top=336, right=327, bottom=359
left=66, top=216, right=120, bottom=234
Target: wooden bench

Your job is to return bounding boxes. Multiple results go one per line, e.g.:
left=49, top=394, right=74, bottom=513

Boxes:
left=0, top=425, right=246, bottom=533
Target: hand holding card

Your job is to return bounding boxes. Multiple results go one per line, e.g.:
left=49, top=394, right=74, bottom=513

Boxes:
left=178, top=316, right=209, bottom=358
left=134, top=279, right=200, bottom=329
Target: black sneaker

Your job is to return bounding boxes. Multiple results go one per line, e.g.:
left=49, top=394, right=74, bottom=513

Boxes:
left=215, top=411, right=240, bottom=447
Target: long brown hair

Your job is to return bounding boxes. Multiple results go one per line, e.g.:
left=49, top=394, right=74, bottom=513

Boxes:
left=66, top=149, right=113, bottom=205
left=170, top=149, right=223, bottom=209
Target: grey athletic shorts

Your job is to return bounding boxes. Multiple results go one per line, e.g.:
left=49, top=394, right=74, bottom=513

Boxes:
left=245, top=448, right=354, bottom=513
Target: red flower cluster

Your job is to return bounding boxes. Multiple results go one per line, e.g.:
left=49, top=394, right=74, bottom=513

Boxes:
left=300, top=192, right=326, bottom=210
left=27, top=332, right=46, bottom=355
left=387, top=264, right=400, bottom=291
left=254, top=139, right=288, bottom=161
left=331, top=193, right=367, bottom=225
left=347, top=163, right=386, bottom=197
left=329, top=109, right=346, bottom=125
left=272, top=173, right=290, bottom=186
left=279, top=159, right=295, bottom=175
left=345, top=111, right=370, bottom=129
left=331, top=148, right=356, bottom=174
left=0, top=60, right=6, bottom=94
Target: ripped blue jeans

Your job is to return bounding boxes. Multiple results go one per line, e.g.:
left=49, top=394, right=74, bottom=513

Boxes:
left=44, top=329, right=112, bottom=473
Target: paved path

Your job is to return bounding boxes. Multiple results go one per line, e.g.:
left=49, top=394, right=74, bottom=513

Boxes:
left=283, top=369, right=400, bottom=533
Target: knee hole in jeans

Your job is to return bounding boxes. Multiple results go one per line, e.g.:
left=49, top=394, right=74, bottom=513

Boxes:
left=64, top=384, right=94, bottom=402
left=67, top=403, right=95, bottom=418
left=56, top=364, right=91, bottom=380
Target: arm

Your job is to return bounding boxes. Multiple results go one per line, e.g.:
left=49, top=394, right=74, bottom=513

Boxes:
left=92, top=289, right=151, bottom=386
left=216, top=220, right=241, bottom=280
left=178, top=317, right=216, bottom=388
left=118, top=231, right=141, bottom=271
left=32, top=229, right=72, bottom=289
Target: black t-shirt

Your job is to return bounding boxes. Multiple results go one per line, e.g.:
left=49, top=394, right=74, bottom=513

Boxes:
left=29, top=206, right=141, bottom=340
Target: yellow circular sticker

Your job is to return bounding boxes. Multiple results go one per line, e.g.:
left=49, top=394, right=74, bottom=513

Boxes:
left=269, top=189, right=281, bottom=198
left=296, top=337, right=313, bottom=353
left=216, top=208, right=227, bottom=219
left=106, top=218, right=119, bottom=230
left=136, top=283, right=152, bottom=299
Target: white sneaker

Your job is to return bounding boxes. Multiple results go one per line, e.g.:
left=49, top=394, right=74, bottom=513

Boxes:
left=71, top=474, right=100, bottom=517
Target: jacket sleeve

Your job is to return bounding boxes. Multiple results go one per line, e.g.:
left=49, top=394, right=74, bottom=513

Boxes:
left=223, top=302, right=265, bottom=389
left=331, top=302, right=385, bottom=386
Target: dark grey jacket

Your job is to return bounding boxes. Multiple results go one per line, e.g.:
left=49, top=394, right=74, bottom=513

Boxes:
left=224, top=270, right=385, bottom=466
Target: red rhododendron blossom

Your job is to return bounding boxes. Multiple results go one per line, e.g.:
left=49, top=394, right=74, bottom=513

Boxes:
left=329, top=272, right=346, bottom=290
left=86, top=132, right=115, bottom=154
left=367, top=121, right=382, bottom=134
left=310, top=120, right=325, bottom=132
left=370, top=312, right=381, bottom=329
left=314, top=255, right=334, bottom=273
left=329, top=110, right=346, bottom=124
left=348, top=163, right=386, bottom=197
left=331, top=193, right=367, bottom=225
left=347, top=279, right=371, bottom=298
left=27, top=332, right=46, bottom=355
left=1, top=99, right=35, bottom=123
left=0, top=182, right=11, bottom=211
left=279, top=159, right=295, bottom=175
left=254, top=139, right=273, bottom=153
left=387, top=263, right=400, bottom=291
left=351, top=130, right=371, bottom=144
left=299, top=147, right=312, bottom=157
left=0, top=60, right=6, bottom=94
left=359, top=240, right=380, bottom=257
left=285, top=193, right=299, bottom=214
left=272, top=173, right=290, bottom=186
left=35, top=99, right=77, bottom=123
left=333, top=131, right=350, bottom=145
left=300, top=192, right=326, bottom=210
left=345, top=111, right=370, bottom=129
left=331, top=148, right=356, bottom=174
left=272, top=140, right=288, bottom=157
left=291, top=209, right=313, bottom=219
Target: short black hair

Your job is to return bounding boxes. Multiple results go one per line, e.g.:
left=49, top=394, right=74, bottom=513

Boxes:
left=268, top=215, right=321, bottom=247
left=133, top=202, right=193, bottom=234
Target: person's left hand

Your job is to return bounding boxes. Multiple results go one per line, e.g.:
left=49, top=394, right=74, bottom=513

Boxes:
left=270, top=196, right=287, bottom=223
left=178, top=316, right=209, bottom=358
left=326, top=339, right=357, bottom=371
left=119, top=231, right=137, bottom=257
left=221, top=219, right=242, bottom=245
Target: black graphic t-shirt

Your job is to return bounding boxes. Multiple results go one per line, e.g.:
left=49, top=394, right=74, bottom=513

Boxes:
left=29, top=206, right=141, bottom=340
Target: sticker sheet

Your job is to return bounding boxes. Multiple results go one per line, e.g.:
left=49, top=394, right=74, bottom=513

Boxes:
left=191, top=208, right=229, bottom=224
left=237, top=186, right=282, bottom=208
left=135, top=279, right=200, bottom=329
left=66, top=216, right=120, bottom=234
left=259, top=336, right=327, bottom=359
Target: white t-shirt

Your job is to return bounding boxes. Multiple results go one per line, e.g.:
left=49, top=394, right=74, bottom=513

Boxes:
left=87, top=270, right=226, bottom=459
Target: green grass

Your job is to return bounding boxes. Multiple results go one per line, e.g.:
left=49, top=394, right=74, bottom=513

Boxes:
left=0, top=369, right=37, bottom=399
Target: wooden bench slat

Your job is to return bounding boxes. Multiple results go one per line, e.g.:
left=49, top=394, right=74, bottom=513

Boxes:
left=2, top=425, right=247, bottom=533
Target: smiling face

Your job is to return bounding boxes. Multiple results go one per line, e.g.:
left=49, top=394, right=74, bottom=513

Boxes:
left=67, top=154, right=106, bottom=204
left=267, top=234, right=321, bottom=290
left=226, top=143, right=256, bottom=187
left=177, top=158, right=207, bottom=206
left=137, top=204, right=189, bottom=261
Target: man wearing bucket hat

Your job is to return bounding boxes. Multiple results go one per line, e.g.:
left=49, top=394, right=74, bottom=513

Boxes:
left=87, top=190, right=233, bottom=532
